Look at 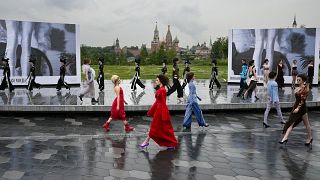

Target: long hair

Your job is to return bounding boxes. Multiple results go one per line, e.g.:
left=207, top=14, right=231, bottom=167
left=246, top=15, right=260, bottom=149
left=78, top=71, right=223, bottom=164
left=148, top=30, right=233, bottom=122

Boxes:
left=157, top=74, right=169, bottom=86
left=297, top=73, right=309, bottom=98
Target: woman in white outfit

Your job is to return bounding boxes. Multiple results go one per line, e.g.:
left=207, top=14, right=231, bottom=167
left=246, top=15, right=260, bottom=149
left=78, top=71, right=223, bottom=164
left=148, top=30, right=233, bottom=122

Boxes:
left=79, top=59, right=98, bottom=104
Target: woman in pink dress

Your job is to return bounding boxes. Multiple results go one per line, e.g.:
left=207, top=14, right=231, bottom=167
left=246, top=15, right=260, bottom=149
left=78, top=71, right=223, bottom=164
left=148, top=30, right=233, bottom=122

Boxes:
left=139, top=74, right=178, bottom=150
left=102, top=75, right=134, bottom=132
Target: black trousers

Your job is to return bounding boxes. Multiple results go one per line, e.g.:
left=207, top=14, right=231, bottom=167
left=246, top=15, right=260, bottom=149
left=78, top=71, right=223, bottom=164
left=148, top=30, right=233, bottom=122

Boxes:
left=246, top=80, right=257, bottom=98
left=237, top=79, right=248, bottom=97
left=0, top=77, right=14, bottom=92
left=182, top=78, right=188, bottom=89
left=308, top=76, right=313, bottom=89
left=56, top=78, right=69, bottom=90
left=97, top=74, right=104, bottom=91
left=167, top=78, right=183, bottom=98
left=209, top=77, right=221, bottom=89
left=131, top=77, right=145, bottom=91
left=27, top=79, right=41, bottom=91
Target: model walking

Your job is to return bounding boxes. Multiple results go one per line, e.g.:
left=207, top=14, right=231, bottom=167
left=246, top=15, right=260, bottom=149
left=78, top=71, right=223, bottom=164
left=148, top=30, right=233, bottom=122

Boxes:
left=97, top=57, right=104, bottom=91
left=56, top=57, right=70, bottom=91
left=181, top=58, right=191, bottom=89
left=263, top=71, right=285, bottom=128
left=0, top=57, right=14, bottom=92
left=26, top=56, right=41, bottom=91
left=79, top=59, right=98, bottom=103
left=167, top=58, right=183, bottom=101
left=139, top=74, right=177, bottom=150
left=183, top=72, right=209, bottom=129
left=131, top=57, right=145, bottom=91
left=161, top=56, right=168, bottom=75
left=209, top=59, right=221, bottom=90
left=307, top=60, right=314, bottom=89
left=276, top=59, right=284, bottom=89
left=291, top=60, right=298, bottom=89
left=103, top=75, right=134, bottom=132
left=279, top=74, right=313, bottom=148
left=262, top=59, right=269, bottom=87
left=243, top=60, right=259, bottom=100
left=237, top=59, right=248, bottom=97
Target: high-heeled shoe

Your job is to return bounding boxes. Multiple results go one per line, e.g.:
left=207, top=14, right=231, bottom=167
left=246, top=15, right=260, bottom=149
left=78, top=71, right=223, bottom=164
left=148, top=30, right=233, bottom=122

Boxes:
left=263, top=122, right=270, bottom=128
left=124, top=124, right=134, bottom=132
left=280, top=121, right=286, bottom=124
left=102, top=122, right=110, bottom=132
left=200, top=123, right=209, bottom=128
left=279, top=139, right=288, bottom=145
left=305, top=138, right=313, bottom=146
left=167, top=146, right=175, bottom=150
left=139, top=142, right=149, bottom=149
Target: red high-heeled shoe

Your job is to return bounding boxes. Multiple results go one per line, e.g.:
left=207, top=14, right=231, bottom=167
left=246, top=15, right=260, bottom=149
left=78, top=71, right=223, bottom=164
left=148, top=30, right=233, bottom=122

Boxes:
left=124, top=124, right=134, bottom=132
left=102, top=122, right=110, bottom=132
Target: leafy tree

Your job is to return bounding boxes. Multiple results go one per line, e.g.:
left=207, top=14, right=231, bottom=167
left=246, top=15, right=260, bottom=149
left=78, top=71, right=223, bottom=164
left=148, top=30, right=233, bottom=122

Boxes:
left=211, top=37, right=228, bottom=59
left=167, top=48, right=176, bottom=63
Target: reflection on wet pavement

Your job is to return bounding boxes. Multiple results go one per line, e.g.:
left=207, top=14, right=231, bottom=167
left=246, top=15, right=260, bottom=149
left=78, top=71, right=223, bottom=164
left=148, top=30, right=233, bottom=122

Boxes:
left=0, top=111, right=319, bottom=179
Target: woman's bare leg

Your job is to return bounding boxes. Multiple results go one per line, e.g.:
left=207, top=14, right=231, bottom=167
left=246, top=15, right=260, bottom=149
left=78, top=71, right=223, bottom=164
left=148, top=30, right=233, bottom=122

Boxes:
left=302, top=113, right=312, bottom=142
left=281, top=124, right=294, bottom=142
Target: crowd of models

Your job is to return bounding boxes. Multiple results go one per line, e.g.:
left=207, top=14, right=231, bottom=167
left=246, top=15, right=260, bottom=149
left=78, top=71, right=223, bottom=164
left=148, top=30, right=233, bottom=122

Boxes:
left=0, top=55, right=316, bottom=150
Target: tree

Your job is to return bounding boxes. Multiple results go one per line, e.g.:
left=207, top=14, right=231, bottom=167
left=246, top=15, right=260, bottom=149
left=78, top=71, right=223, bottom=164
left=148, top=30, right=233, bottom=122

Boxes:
left=167, top=48, right=176, bottom=63
left=211, top=37, right=228, bottom=59
left=140, top=45, right=148, bottom=64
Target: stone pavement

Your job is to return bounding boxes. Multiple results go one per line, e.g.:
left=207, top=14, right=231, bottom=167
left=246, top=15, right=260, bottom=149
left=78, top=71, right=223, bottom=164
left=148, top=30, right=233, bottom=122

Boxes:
left=0, top=111, right=319, bottom=179
left=0, top=80, right=319, bottom=112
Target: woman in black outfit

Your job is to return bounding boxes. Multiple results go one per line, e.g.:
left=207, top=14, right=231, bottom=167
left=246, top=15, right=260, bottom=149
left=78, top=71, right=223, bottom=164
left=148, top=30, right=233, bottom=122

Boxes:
left=279, top=74, right=313, bottom=148
left=276, top=59, right=285, bottom=89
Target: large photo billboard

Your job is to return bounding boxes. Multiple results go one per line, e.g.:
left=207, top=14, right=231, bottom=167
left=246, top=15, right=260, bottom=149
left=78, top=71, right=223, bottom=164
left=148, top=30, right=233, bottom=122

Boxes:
left=228, top=28, right=319, bottom=84
left=0, top=19, right=80, bottom=85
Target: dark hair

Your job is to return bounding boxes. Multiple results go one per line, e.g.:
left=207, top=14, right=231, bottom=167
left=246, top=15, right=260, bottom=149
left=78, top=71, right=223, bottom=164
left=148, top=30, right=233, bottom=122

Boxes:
left=157, top=74, right=169, bottom=86
left=268, top=71, right=277, bottom=79
left=264, top=59, right=269, bottom=63
left=186, top=72, right=194, bottom=83
left=83, top=58, right=91, bottom=64
left=297, top=74, right=308, bottom=82
left=249, top=60, right=255, bottom=66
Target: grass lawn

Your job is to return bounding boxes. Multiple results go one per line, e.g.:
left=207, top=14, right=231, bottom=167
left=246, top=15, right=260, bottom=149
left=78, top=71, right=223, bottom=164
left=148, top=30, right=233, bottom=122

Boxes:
left=90, top=64, right=228, bottom=82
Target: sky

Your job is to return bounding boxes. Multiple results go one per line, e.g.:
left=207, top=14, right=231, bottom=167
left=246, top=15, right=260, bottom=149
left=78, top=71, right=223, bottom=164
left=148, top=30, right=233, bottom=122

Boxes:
left=0, top=0, right=319, bottom=48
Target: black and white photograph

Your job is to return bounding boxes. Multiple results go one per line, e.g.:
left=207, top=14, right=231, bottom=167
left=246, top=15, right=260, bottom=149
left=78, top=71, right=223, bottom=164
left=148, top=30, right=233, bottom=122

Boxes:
left=229, top=28, right=319, bottom=84
left=0, top=19, right=79, bottom=84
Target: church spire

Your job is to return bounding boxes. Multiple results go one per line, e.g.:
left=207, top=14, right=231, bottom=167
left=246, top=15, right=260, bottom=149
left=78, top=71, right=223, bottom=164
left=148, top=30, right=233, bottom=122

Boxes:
left=292, top=14, right=297, bottom=28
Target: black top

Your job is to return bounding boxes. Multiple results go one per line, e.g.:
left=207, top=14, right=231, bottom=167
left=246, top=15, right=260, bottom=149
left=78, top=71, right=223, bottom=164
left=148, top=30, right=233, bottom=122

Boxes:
left=135, top=66, right=140, bottom=77
left=173, top=63, right=179, bottom=79
left=99, top=64, right=104, bottom=74
left=211, top=66, right=218, bottom=76
left=308, top=65, right=314, bottom=77
left=3, top=64, right=10, bottom=78
left=183, top=66, right=190, bottom=77
left=60, top=65, right=66, bottom=78
left=161, top=66, right=167, bottom=75
left=30, top=66, right=36, bottom=79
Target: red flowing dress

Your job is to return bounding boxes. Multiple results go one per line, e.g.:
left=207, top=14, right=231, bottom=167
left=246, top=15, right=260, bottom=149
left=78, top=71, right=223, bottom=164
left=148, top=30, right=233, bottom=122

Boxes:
left=110, top=87, right=126, bottom=121
left=148, top=86, right=177, bottom=147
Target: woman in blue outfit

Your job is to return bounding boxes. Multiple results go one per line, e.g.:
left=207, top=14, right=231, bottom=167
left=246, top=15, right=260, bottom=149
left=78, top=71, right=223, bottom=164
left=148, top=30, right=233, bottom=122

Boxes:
left=183, top=72, right=209, bottom=129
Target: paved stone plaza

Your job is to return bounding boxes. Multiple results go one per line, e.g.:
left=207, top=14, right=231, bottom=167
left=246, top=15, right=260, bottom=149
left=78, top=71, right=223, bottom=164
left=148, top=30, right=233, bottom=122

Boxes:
left=0, top=111, right=319, bottom=180
left=0, top=80, right=319, bottom=112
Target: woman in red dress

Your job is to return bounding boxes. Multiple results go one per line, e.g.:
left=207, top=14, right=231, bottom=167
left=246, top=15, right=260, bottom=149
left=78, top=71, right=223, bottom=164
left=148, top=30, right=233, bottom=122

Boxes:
left=139, top=74, right=178, bottom=149
left=102, top=75, right=134, bottom=132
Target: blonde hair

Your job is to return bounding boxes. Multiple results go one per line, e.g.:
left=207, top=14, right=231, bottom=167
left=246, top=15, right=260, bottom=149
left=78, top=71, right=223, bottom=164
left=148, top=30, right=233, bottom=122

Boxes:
left=111, top=75, right=120, bottom=85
